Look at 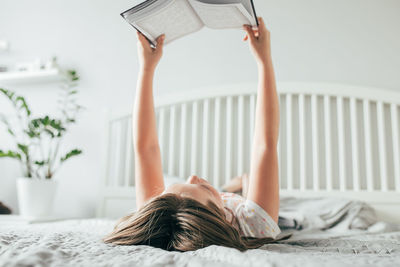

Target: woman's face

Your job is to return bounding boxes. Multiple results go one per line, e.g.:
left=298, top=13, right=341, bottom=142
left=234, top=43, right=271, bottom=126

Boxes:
left=163, top=175, right=224, bottom=210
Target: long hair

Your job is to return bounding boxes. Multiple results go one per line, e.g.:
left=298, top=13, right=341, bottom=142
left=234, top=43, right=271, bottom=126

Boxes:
left=103, top=193, right=279, bottom=251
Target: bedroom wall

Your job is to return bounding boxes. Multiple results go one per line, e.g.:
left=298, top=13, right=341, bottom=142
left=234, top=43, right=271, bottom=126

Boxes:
left=0, top=0, right=399, bottom=218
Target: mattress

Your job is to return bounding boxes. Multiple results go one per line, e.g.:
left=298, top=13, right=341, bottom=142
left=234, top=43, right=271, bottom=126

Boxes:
left=0, top=218, right=399, bottom=267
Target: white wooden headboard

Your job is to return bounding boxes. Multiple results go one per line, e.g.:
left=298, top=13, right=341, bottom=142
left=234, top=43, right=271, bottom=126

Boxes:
left=97, top=82, right=400, bottom=223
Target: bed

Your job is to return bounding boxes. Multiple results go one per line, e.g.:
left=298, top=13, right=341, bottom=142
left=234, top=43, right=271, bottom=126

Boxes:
left=0, top=217, right=400, bottom=267
left=1, top=82, right=400, bottom=266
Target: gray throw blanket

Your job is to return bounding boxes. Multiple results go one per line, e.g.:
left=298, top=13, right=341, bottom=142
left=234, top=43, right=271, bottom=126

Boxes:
left=278, top=197, right=377, bottom=231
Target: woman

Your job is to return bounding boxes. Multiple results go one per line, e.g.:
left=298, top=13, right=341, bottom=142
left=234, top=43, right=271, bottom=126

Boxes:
left=104, top=17, right=280, bottom=252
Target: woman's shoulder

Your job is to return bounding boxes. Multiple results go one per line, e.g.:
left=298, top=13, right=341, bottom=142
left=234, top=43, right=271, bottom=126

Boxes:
left=219, top=192, right=281, bottom=239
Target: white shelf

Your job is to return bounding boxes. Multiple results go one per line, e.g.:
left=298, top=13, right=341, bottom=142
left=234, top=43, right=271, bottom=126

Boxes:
left=0, top=68, right=65, bottom=86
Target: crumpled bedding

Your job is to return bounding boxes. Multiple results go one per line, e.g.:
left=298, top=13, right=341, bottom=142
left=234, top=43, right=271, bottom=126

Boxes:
left=1, top=198, right=400, bottom=267
left=278, top=196, right=378, bottom=231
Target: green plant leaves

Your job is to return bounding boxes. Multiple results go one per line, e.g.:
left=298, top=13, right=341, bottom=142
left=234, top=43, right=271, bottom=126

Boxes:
left=60, top=149, right=82, bottom=162
left=27, top=116, right=66, bottom=138
left=0, top=149, right=22, bottom=160
left=7, top=129, right=15, bottom=136
left=34, top=160, right=47, bottom=166
left=15, top=96, right=31, bottom=116
left=66, top=70, right=79, bottom=82
left=0, top=88, right=31, bottom=116
left=17, top=143, right=29, bottom=156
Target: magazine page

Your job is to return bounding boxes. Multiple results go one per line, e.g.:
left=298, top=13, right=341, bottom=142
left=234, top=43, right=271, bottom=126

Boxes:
left=126, top=0, right=204, bottom=45
left=188, top=0, right=256, bottom=29
left=193, top=0, right=256, bottom=23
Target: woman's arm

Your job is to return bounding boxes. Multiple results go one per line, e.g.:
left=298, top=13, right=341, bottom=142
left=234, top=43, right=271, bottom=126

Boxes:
left=243, top=17, right=280, bottom=222
left=133, top=32, right=165, bottom=209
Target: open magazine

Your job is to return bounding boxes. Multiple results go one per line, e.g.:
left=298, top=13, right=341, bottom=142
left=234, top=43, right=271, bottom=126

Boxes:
left=121, top=0, right=258, bottom=47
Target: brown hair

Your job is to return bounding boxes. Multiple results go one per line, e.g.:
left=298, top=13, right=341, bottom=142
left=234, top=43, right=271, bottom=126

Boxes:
left=103, top=193, right=279, bottom=251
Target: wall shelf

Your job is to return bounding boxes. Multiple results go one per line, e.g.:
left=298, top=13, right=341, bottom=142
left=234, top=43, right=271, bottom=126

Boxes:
left=0, top=68, right=65, bottom=86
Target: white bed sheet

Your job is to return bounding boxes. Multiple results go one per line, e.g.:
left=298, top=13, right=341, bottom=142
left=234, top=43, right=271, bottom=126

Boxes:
left=1, top=218, right=400, bottom=267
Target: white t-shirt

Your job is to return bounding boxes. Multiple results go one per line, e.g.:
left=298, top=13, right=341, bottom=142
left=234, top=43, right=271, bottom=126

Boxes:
left=220, top=192, right=281, bottom=239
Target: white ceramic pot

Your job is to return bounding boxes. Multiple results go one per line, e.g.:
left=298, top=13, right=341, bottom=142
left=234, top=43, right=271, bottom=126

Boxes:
left=16, top=177, right=58, bottom=218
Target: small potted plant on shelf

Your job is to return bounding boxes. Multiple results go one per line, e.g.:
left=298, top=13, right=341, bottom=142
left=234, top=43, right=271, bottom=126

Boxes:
left=0, top=70, right=83, bottom=218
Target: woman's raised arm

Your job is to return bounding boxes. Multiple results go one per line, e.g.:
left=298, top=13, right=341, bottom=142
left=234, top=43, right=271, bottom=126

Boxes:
left=243, top=17, right=280, bottom=222
left=133, top=32, right=165, bottom=209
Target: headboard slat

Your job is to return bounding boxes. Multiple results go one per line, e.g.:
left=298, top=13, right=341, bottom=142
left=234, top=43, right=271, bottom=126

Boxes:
left=158, top=108, right=166, bottom=168
left=324, top=95, right=333, bottom=191
left=286, top=94, right=293, bottom=190
left=363, top=100, right=374, bottom=191
left=202, top=99, right=210, bottom=178
left=225, top=97, right=233, bottom=184
left=249, top=95, right=256, bottom=185
left=311, top=95, right=320, bottom=190
left=179, top=103, right=188, bottom=178
left=237, top=96, right=245, bottom=176
left=167, top=106, right=176, bottom=175
left=377, top=102, right=388, bottom=191
left=337, top=97, right=347, bottom=191
left=190, top=102, right=199, bottom=174
left=350, top=98, right=360, bottom=191
left=392, top=104, right=400, bottom=191
left=249, top=95, right=256, bottom=145
left=299, top=94, right=307, bottom=190
left=213, top=98, right=222, bottom=188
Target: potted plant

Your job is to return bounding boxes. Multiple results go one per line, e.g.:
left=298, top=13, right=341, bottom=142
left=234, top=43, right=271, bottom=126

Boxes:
left=0, top=70, right=83, bottom=218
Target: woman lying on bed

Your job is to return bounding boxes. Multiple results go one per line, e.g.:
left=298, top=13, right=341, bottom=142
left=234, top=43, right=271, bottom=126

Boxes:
left=103, top=17, right=281, bottom=252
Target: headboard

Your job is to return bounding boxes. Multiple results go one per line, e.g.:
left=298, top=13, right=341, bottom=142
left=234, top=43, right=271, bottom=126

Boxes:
left=97, top=82, right=400, bottom=223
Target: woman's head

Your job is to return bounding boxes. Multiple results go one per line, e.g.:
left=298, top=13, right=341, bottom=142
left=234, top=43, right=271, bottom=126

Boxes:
left=103, top=193, right=247, bottom=251
left=103, top=176, right=276, bottom=251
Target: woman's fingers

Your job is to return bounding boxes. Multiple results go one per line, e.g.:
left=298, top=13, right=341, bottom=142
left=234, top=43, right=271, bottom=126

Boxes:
left=244, top=17, right=266, bottom=40
left=256, top=17, right=268, bottom=36
left=254, top=28, right=259, bottom=38
left=156, top=34, right=165, bottom=49
left=136, top=31, right=150, bottom=50
left=243, top=23, right=259, bottom=38
left=136, top=31, right=144, bottom=43
left=257, top=17, right=264, bottom=26
left=243, top=25, right=256, bottom=42
left=137, top=32, right=166, bottom=52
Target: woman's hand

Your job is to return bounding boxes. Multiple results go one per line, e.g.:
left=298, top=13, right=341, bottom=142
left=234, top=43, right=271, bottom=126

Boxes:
left=136, top=32, right=165, bottom=71
left=243, top=17, right=271, bottom=67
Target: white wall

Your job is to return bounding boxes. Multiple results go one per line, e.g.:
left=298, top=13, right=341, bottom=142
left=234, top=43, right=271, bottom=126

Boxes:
left=0, top=0, right=399, bottom=218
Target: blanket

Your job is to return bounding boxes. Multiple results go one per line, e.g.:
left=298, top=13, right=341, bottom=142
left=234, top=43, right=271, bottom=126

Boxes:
left=278, top=196, right=378, bottom=231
